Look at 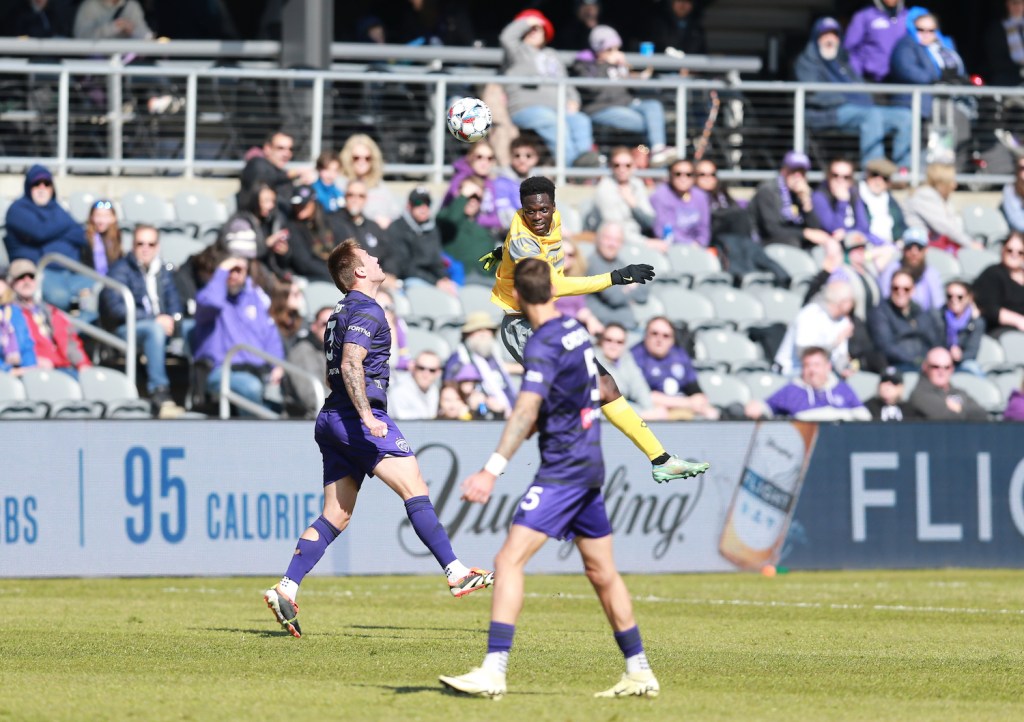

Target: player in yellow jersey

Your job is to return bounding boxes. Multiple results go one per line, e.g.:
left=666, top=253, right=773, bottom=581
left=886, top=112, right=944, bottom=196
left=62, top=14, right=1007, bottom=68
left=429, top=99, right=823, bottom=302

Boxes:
left=481, top=176, right=709, bottom=483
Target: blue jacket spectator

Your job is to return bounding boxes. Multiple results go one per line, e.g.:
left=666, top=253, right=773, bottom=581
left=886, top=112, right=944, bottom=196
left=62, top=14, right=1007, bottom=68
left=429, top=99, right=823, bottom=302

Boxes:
left=888, top=7, right=967, bottom=120
left=100, top=251, right=183, bottom=329
left=795, top=17, right=912, bottom=167
left=0, top=303, right=37, bottom=373
left=867, top=268, right=943, bottom=370
left=844, top=0, right=909, bottom=83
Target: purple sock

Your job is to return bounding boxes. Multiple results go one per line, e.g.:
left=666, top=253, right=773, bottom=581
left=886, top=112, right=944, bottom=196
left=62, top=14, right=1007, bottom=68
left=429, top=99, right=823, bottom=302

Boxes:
left=283, top=515, right=341, bottom=586
left=404, top=495, right=457, bottom=569
left=614, top=626, right=645, bottom=658
left=487, top=621, right=516, bottom=653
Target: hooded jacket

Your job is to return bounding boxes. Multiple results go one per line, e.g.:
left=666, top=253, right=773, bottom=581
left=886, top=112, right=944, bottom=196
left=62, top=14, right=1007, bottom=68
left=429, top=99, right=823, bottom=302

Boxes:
left=388, top=209, right=448, bottom=285
left=763, top=375, right=870, bottom=421
left=888, top=7, right=966, bottom=119
left=844, top=0, right=908, bottom=82
left=794, top=18, right=873, bottom=128
left=4, top=165, right=87, bottom=264
left=192, top=268, right=284, bottom=368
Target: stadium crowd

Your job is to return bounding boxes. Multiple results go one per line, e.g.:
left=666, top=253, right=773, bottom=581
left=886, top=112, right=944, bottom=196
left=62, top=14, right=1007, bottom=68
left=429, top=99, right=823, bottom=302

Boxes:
left=2, top=1, right=1024, bottom=421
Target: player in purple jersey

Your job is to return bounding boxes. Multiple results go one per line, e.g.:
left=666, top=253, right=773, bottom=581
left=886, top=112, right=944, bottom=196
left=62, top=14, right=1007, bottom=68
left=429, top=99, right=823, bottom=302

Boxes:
left=264, top=240, right=493, bottom=638
left=439, top=258, right=660, bottom=700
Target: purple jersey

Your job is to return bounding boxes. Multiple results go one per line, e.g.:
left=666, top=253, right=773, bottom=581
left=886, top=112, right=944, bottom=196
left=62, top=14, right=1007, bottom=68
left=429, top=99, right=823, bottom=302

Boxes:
left=630, top=343, right=698, bottom=395
left=323, top=290, right=391, bottom=413
left=520, top=316, right=604, bottom=488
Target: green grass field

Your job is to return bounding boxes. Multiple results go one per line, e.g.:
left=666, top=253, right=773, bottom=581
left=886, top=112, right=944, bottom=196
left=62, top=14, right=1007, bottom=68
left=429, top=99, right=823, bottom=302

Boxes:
left=3, top=569, right=1023, bottom=722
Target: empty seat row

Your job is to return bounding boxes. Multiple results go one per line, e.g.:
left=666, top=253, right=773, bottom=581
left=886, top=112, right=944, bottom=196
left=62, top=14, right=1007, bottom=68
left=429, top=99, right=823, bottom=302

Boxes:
left=0, top=368, right=152, bottom=420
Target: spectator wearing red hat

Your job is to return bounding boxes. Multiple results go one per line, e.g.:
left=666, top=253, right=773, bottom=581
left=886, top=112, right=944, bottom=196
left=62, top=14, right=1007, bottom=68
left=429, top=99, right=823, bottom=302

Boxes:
left=500, top=11, right=599, bottom=167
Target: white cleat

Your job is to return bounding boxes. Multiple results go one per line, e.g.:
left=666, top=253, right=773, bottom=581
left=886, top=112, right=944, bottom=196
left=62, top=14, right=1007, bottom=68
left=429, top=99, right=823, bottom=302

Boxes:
left=594, top=670, right=660, bottom=698
left=439, top=667, right=507, bottom=700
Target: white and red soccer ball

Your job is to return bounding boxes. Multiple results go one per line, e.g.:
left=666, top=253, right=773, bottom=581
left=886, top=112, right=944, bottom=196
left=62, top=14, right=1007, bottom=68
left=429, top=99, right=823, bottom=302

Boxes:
left=446, top=97, right=492, bottom=143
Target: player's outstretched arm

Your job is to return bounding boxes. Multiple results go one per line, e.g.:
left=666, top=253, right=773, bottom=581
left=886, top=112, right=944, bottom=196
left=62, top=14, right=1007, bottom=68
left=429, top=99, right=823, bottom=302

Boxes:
left=341, top=342, right=387, bottom=437
left=550, top=263, right=655, bottom=299
left=461, top=391, right=543, bottom=504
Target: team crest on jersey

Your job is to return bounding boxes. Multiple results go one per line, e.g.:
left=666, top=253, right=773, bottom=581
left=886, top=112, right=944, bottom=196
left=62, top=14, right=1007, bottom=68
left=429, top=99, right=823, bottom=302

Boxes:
left=671, top=363, right=684, bottom=378
left=396, top=438, right=411, bottom=453
left=580, top=407, right=601, bottom=429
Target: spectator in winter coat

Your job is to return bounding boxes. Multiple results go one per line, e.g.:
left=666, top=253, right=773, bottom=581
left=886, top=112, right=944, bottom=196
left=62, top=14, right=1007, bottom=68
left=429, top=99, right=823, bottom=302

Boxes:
left=389, top=188, right=458, bottom=295
left=590, top=147, right=658, bottom=246
left=877, top=227, right=944, bottom=311
left=285, top=185, right=337, bottom=284
left=907, top=346, right=988, bottom=420
left=751, top=151, right=832, bottom=249
left=933, top=279, right=986, bottom=376
left=332, top=181, right=398, bottom=288
left=903, top=163, right=983, bottom=252
left=845, top=0, right=909, bottom=83
left=238, top=131, right=311, bottom=216
left=99, top=225, right=185, bottom=416
left=4, top=165, right=93, bottom=312
left=888, top=8, right=969, bottom=122
left=812, top=157, right=877, bottom=245
left=1000, top=156, right=1024, bottom=234
left=796, top=17, right=912, bottom=168
left=856, top=157, right=906, bottom=247
left=82, top=199, right=123, bottom=277
left=584, top=221, right=649, bottom=330
left=311, top=150, right=344, bottom=215
left=868, top=269, right=943, bottom=370
left=0, top=274, right=37, bottom=376
left=193, top=256, right=285, bottom=412
left=74, top=0, right=151, bottom=39
left=746, top=346, right=870, bottom=421
left=281, top=305, right=330, bottom=419
left=7, top=259, right=90, bottom=378
left=983, top=0, right=1024, bottom=88
left=972, top=232, right=1024, bottom=335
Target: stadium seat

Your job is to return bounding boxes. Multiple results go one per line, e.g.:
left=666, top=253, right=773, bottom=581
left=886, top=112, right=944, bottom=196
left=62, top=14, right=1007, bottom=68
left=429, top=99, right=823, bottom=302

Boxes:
left=0, top=371, right=49, bottom=419
left=650, top=285, right=717, bottom=329
left=120, top=191, right=180, bottom=230
left=173, top=191, right=227, bottom=229
left=159, top=232, right=207, bottom=268
left=749, top=286, right=804, bottom=324
left=666, top=244, right=723, bottom=287
left=694, top=328, right=768, bottom=372
left=845, top=370, right=880, bottom=403
left=392, top=291, right=412, bottom=320
left=404, top=285, right=464, bottom=330
left=975, top=335, right=1007, bottom=373
left=736, top=369, right=788, bottom=401
left=0, top=196, right=10, bottom=229
left=739, top=271, right=777, bottom=290
left=19, top=368, right=104, bottom=418
left=951, top=372, right=1004, bottom=414
left=304, top=281, right=342, bottom=319
left=620, top=243, right=672, bottom=280
left=957, top=247, right=1000, bottom=282
left=630, top=295, right=666, bottom=329
left=66, top=190, right=101, bottom=224
left=697, top=370, right=751, bottom=409
left=764, top=244, right=818, bottom=286
left=991, top=368, right=1023, bottom=406
left=78, top=367, right=152, bottom=419
left=995, top=331, right=1024, bottom=370
left=703, top=286, right=765, bottom=329
left=404, top=326, right=451, bottom=360
left=458, top=284, right=503, bottom=325
left=924, top=247, right=962, bottom=283
left=961, top=205, right=1009, bottom=246
left=901, top=371, right=919, bottom=400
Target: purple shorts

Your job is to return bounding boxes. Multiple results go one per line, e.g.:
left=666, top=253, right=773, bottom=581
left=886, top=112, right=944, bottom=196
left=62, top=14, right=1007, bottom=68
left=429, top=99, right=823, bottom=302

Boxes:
left=512, top=483, right=613, bottom=541
left=314, top=407, right=415, bottom=487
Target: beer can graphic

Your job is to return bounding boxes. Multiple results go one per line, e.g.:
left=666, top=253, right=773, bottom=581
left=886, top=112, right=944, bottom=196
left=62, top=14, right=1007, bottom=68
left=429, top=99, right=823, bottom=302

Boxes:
left=719, top=421, right=818, bottom=570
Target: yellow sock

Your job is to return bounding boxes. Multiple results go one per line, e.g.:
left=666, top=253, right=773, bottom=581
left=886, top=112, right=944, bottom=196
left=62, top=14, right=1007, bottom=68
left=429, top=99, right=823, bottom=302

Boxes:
left=601, top=396, right=665, bottom=461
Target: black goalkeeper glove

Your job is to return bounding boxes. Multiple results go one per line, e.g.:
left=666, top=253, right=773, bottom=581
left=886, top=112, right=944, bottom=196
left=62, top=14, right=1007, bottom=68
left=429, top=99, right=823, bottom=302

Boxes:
left=478, top=246, right=503, bottom=271
left=610, top=263, right=656, bottom=286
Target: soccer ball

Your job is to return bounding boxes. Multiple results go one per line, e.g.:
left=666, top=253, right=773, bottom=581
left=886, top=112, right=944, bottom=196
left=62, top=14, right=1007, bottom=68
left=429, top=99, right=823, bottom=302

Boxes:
left=447, top=97, right=492, bottom=143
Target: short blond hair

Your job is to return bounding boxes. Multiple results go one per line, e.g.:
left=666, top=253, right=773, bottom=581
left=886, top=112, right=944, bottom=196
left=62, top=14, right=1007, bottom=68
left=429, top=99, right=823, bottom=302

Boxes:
left=925, top=163, right=956, bottom=194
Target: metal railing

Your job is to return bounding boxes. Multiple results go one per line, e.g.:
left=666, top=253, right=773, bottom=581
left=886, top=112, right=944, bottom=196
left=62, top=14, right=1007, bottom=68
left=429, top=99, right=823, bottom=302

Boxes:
left=2, top=59, right=1021, bottom=188
left=217, top=343, right=325, bottom=420
left=35, top=253, right=137, bottom=388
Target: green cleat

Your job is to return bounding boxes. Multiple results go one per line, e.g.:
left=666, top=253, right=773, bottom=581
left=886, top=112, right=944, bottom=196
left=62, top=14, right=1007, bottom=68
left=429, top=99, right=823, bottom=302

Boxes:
left=594, top=671, right=660, bottom=698
left=652, top=455, right=710, bottom=483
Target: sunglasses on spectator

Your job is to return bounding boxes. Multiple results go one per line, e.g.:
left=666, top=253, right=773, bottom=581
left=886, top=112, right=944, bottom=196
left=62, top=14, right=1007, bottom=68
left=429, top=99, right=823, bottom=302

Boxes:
left=830, top=172, right=854, bottom=181
left=228, top=265, right=246, bottom=274
left=946, top=292, right=966, bottom=301
left=414, top=364, right=442, bottom=373
left=32, top=179, right=52, bottom=188
left=696, top=171, right=716, bottom=177
left=915, top=25, right=937, bottom=33
left=13, top=273, right=35, bottom=282
left=927, top=363, right=953, bottom=371
left=351, top=154, right=372, bottom=161
left=1005, top=247, right=1024, bottom=256
left=134, top=240, right=158, bottom=248
left=672, top=171, right=694, bottom=178
left=467, top=194, right=482, bottom=202
left=891, top=284, right=913, bottom=292
left=92, top=199, right=113, bottom=209
left=472, top=154, right=495, bottom=161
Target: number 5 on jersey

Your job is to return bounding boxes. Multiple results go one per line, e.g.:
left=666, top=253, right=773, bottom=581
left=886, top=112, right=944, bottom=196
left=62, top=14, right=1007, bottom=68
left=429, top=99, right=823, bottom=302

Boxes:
left=520, top=485, right=544, bottom=511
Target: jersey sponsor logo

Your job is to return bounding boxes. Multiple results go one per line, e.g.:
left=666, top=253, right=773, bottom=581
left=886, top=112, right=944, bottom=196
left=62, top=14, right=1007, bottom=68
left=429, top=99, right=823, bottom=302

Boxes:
left=561, top=327, right=590, bottom=351
left=347, top=324, right=372, bottom=337
left=580, top=407, right=601, bottom=429
left=525, top=370, right=544, bottom=384
left=396, top=439, right=411, bottom=453
left=671, top=363, right=684, bottom=378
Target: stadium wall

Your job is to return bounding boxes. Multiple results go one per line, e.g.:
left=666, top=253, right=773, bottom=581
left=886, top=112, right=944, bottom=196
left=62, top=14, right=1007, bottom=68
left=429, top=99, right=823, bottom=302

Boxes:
left=1, top=420, right=1020, bottom=577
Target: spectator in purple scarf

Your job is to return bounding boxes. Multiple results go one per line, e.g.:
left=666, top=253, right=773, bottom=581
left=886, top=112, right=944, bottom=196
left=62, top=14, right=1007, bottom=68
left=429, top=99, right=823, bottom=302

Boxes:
left=812, top=158, right=877, bottom=246
left=650, top=158, right=711, bottom=247
left=932, top=279, right=986, bottom=377
left=745, top=345, right=870, bottom=421
left=750, top=151, right=832, bottom=249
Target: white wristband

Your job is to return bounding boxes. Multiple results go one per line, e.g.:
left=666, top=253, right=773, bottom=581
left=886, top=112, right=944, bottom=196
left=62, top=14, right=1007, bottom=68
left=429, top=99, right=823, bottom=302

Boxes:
left=483, top=453, right=508, bottom=477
